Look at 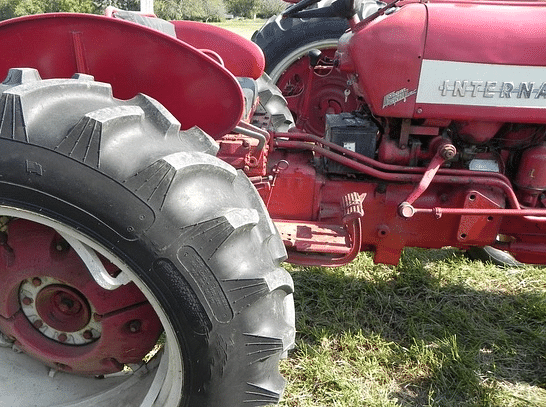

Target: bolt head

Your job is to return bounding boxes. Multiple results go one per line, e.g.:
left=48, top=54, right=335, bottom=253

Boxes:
left=128, top=320, right=142, bottom=333
left=398, top=202, right=415, bottom=218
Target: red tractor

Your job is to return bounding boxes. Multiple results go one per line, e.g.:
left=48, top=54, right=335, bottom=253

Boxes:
left=252, top=0, right=521, bottom=265
left=0, top=0, right=545, bottom=405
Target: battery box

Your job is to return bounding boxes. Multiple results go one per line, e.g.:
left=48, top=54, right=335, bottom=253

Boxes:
left=324, top=113, right=377, bottom=173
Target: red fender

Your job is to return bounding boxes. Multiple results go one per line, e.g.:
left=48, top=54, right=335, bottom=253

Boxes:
left=0, top=13, right=244, bottom=138
left=171, top=20, right=265, bottom=80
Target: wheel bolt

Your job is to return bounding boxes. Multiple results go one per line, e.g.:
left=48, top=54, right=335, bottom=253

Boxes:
left=55, top=239, right=69, bottom=252
left=32, top=277, right=42, bottom=287
left=128, top=320, right=142, bottom=333
left=57, top=333, right=67, bottom=343
left=33, top=320, right=43, bottom=329
left=83, top=330, right=93, bottom=340
left=21, top=297, right=33, bottom=306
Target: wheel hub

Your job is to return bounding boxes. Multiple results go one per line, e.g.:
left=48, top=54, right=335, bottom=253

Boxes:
left=0, top=220, right=162, bottom=375
left=20, top=277, right=101, bottom=345
left=276, top=48, right=359, bottom=136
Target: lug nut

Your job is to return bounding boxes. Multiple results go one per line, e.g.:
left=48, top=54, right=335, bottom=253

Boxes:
left=33, top=320, right=43, bottom=329
left=83, top=330, right=93, bottom=340
left=128, top=320, right=142, bottom=333
left=55, top=239, right=69, bottom=252
left=32, top=277, right=42, bottom=287
left=21, top=297, right=33, bottom=306
left=398, top=202, right=416, bottom=218
left=57, top=333, right=67, bottom=343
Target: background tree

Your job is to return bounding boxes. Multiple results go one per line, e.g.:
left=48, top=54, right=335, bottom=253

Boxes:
left=224, top=0, right=257, bottom=18
left=154, top=0, right=225, bottom=21
left=0, top=0, right=283, bottom=21
left=255, top=0, right=284, bottom=18
left=93, top=0, right=139, bottom=11
left=0, top=0, right=96, bottom=19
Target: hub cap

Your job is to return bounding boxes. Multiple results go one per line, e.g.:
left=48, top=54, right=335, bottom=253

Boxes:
left=20, top=278, right=100, bottom=345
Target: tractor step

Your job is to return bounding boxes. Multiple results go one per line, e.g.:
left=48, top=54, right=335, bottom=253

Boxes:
left=274, top=220, right=351, bottom=255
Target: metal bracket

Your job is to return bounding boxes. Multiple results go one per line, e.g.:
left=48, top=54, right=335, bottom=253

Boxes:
left=57, top=231, right=130, bottom=290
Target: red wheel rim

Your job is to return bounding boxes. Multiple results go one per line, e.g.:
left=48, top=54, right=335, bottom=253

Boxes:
left=0, top=220, right=162, bottom=375
left=275, top=48, right=359, bottom=136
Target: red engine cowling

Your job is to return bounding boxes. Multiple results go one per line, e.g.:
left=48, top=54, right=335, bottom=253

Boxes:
left=343, top=1, right=546, bottom=126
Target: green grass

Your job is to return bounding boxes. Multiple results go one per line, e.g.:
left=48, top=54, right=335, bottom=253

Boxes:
left=210, top=18, right=266, bottom=40
left=281, top=250, right=546, bottom=406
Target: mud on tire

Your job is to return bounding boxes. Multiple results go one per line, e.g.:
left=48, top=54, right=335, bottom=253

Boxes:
left=0, top=68, right=295, bottom=406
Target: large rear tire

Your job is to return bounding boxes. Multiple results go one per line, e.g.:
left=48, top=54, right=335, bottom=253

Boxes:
left=251, top=11, right=348, bottom=78
left=252, top=14, right=354, bottom=136
left=0, top=68, right=295, bottom=406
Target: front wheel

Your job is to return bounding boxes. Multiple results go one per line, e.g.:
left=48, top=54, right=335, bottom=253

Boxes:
left=0, top=68, right=295, bottom=406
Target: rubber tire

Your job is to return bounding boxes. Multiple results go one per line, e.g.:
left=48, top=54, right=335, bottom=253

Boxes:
left=252, top=14, right=348, bottom=77
left=252, top=73, right=294, bottom=132
left=0, top=68, right=295, bottom=406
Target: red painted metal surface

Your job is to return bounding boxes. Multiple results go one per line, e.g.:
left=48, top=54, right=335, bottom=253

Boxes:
left=424, top=1, right=546, bottom=66
left=412, top=104, right=546, bottom=124
left=0, top=220, right=161, bottom=375
left=516, top=144, right=546, bottom=195
left=416, top=1, right=546, bottom=123
left=255, top=125, right=546, bottom=265
left=347, top=3, right=426, bottom=117
left=276, top=49, right=358, bottom=135
left=171, top=20, right=265, bottom=80
left=0, top=13, right=244, bottom=138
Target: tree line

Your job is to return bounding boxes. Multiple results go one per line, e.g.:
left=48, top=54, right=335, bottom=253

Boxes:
left=0, top=0, right=286, bottom=21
